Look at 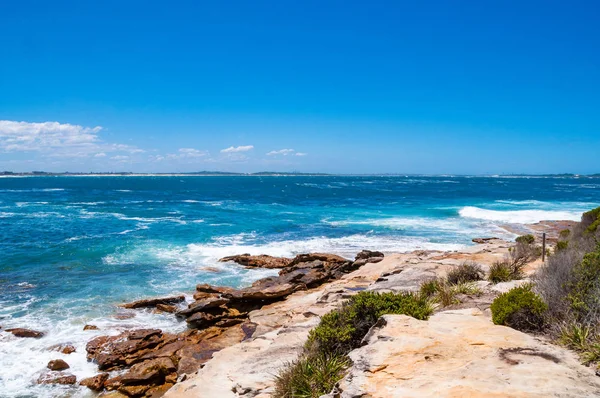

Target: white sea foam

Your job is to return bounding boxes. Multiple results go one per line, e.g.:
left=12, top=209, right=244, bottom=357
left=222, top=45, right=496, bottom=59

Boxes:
left=0, top=297, right=188, bottom=398
left=459, top=206, right=582, bottom=224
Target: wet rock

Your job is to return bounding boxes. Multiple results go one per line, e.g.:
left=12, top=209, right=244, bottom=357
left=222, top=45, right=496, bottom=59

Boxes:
left=472, top=237, right=499, bottom=244
left=195, top=284, right=235, bottom=295
left=104, top=375, right=123, bottom=390
left=6, top=328, right=44, bottom=338
left=80, top=373, right=109, bottom=391
left=139, top=341, right=186, bottom=362
left=99, top=392, right=128, bottom=398
left=87, top=329, right=164, bottom=370
left=37, top=373, right=77, bottom=385
left=225, top=282, right=300, bottom=302
left=146, top=382, right=174, bottom=397
left=288, top=252, right=348, bottom=267
left=119, top=384, right=151, bottom=396
left=120, top=295, right=186, bottom=309
left=47, top=359, right=70, bottom=371
left=177, top=297, right=229, bottom=317
left=47, top=343, right=76, bottom=354
left=355, top=250, right=384, bottom=260
left=219, top=254, right=292, bottom=269
left=119, top=357, right=176, bottom=385
left=84, top=324, right=99, bottom=330
left=156, top=304, right=178, bottom=313
left=114, top=312, right=136, bottom=320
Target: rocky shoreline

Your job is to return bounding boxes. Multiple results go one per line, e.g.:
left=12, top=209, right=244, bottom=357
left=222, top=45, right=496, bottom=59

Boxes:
left=16, top=250, right=384, bottom=397
left=6, top=220, right=597, bottom=397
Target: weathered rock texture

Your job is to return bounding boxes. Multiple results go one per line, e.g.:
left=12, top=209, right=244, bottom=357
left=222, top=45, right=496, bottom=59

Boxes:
left=84, top=251, right=384, bottom=397
left=333, top=309, right=600, bottom=398
left=166, top=239, right=600, bottom=398
left=6, top=328, right=44, bottom=338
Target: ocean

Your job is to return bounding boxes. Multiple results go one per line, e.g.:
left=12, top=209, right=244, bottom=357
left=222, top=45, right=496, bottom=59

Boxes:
left=1, top=175, right=599, bottom=397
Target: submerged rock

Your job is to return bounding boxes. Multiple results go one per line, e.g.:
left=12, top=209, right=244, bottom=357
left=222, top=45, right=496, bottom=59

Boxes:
left=6, top=328, right=44, bottom=338
left=47, top=343, right=76, bottom=354
left=37, top=373, right=77, bottom=385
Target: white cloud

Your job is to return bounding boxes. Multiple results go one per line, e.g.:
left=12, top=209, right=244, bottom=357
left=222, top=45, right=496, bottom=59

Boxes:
left=267, top=148, right=295, bottom=156
left=94, top=152, right=107, bottom=158
left=220, top=145, right=254, bottom=153
left=0, top=120, right=143, bottom=158
left=295, top=152, right=308, bottom=156
left=0, top=120, right=100, bottom=152
left=177, top=148, right=208, bottom=158
left=110, top=155, right=129, bottom=161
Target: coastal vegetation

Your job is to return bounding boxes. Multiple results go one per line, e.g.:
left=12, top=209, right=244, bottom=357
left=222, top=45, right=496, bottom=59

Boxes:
left=490, top=284, right=547, bottom=332
left=274, top=291, right=433, bottom=397
left=488, top=206, right=600, bottom=367
left=276, top=212, right=600, bottom=397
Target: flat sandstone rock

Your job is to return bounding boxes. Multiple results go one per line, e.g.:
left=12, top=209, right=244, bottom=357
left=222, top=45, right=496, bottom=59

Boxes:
left=333, top=309, right=600, bottom=398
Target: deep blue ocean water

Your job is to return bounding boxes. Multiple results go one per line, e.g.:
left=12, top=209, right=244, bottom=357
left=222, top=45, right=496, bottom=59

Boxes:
left=1, top=175, right=599, bottom=397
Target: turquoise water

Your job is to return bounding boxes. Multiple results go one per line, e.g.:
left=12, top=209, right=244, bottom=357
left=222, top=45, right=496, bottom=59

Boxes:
left=1, top=175, right=599, bottom=397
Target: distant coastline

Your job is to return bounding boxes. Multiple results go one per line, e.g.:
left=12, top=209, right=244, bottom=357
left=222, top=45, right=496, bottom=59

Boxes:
left=1, top=171, right=599, bottom=178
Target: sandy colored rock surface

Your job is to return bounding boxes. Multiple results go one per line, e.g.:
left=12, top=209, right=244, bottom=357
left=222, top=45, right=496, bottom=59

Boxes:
left=335, top=310, right=600, bottom=398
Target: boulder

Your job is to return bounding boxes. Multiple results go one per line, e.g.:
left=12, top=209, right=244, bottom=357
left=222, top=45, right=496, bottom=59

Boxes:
left=37, top=373, right=77, bottom=385
left=47, top=359, right=70, bottom=371
left=177, top=297, right=229, bottom=317
left=83, top=324, right=99, bottom=330
left=6, top=328, right=44, bottom=338
left=196, top=284, right=235, bottom=295
left=86, top=329, right=164, bottom=370
left=80, top=373, right=109, bottom=391
left=288, top=253, right=348, bottom=267
left=156, top=304, right=178, bottom=313
left=119, top=357, right=176, bottom=385
left=225, top=282, right=300, bottom=302
left=120, top=295, right=186, bottom=309
left=219, top=254, right=292, bottom=269
left=355, top=250, right=384, bottom=260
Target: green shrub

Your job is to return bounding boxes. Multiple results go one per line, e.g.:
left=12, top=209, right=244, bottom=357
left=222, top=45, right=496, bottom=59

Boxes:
left=559, top=323, right=591, bottom=351
left=307, top=291, right=432, bottom=355
left=555, top=241, right=568, bottom=252
left=559, top=229, right=571, bottom=239
left=274, top=353, right=349, bottom=398
left=582, top=207, right=600, bottom=234
left=488, top=261, right=523, bottom=283
left=566, top=249, right=600, bottom=318
left=419, top=278, right=442, bottom=298
left=516, top=234, right=535, bottom=244
left=491, top=284, right=547, bottom=332
left=276, top=291, right=434, bottom=397
left=446, top=262, right=484, bottom=285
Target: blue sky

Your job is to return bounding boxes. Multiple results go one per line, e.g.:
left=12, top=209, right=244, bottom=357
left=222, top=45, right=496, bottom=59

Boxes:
left=1, top=1, right=599, bottom=174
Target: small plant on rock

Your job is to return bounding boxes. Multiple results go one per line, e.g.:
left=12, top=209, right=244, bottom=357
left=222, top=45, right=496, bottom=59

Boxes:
left=488, top=261, right=523, bottom=283
left=446, top=261, right=484, bottom=285
left=490, top=284, right=547, bottom=332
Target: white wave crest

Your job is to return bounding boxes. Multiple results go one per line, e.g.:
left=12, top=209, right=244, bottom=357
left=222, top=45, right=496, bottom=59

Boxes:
left=459, top=206, right=582, bottom=224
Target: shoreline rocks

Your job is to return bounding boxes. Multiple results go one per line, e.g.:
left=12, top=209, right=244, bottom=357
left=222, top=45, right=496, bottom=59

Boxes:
left=120, top=295, right=186, bottom=310
left=219, top=254, right=292, bottom=269
left=82, top=250, right=384, bottom=396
